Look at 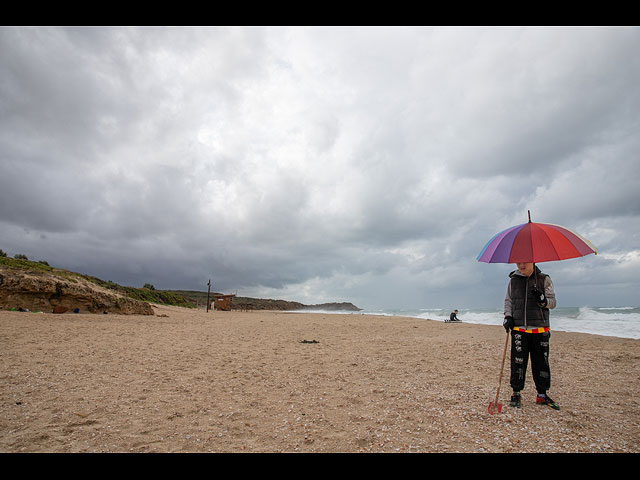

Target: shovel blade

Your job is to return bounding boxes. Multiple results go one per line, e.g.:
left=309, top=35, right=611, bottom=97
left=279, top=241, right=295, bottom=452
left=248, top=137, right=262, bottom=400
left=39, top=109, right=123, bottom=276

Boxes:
left=488, top=402, right=502, bottom=414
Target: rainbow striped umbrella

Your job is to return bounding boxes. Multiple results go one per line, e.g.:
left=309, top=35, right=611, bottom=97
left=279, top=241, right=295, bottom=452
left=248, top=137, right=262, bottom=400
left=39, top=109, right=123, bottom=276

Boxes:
left=477, top=211, right=597, bottom=264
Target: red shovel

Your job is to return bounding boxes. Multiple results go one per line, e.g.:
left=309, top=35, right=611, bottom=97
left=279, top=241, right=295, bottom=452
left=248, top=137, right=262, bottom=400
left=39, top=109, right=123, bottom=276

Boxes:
left=488, top=331, right=510, bottom=414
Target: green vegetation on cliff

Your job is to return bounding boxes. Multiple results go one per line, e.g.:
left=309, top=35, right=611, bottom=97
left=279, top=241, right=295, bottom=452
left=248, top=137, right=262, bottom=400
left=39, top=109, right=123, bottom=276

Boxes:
left=0, top=257, right=194, bottom=309
left=1, top=256, right=361, bottom=311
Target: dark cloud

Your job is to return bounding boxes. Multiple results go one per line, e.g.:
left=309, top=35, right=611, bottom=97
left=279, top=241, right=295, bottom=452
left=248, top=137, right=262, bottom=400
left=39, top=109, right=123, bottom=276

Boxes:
left=1, top=27, right=638, bottom=309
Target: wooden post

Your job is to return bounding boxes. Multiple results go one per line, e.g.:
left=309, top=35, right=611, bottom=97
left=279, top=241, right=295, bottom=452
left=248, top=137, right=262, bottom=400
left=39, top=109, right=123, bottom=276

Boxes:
left=206, top=279, right=211, bottom=312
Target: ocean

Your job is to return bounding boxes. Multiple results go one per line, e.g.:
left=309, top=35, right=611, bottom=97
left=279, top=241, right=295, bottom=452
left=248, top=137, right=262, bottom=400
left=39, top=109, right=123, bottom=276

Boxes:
left=298, top=306, right=640, bottom=340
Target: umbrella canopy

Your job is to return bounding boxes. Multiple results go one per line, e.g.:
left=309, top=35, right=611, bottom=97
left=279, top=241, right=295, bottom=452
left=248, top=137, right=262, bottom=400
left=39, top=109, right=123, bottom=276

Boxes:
left=477, top=213, right=597, bottom=264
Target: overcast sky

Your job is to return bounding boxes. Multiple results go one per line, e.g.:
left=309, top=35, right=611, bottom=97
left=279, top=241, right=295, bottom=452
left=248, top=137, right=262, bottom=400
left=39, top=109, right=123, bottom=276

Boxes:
left=1, top=26, right=639, bottom=310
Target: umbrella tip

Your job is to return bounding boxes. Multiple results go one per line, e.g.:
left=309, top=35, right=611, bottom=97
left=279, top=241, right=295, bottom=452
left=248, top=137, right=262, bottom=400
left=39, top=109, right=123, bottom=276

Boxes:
left=528, top=210, right=531, bottom=223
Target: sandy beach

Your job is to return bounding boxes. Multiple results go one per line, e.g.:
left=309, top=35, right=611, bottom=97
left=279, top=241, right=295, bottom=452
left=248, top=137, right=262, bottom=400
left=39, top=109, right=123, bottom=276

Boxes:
left=1, top=305, right=639, bottom=453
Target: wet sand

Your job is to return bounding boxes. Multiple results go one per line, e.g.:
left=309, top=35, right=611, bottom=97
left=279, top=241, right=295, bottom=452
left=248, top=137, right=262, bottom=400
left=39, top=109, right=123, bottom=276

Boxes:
left=1, top=305, right=639, bottom=452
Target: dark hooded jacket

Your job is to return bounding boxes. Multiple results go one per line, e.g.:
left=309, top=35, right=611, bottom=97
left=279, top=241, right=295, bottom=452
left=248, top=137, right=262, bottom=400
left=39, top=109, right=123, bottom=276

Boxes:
left=504, top=266, right=556, bottom=329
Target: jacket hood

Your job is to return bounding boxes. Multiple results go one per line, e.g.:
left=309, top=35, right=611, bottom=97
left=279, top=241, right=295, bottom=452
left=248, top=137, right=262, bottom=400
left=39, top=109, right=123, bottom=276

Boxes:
left=509, top=265, right=543, bottom=278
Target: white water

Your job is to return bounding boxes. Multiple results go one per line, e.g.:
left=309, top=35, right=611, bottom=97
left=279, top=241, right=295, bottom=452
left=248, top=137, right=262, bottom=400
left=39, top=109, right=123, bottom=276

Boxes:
left=297, top=306, right=640, bottom=340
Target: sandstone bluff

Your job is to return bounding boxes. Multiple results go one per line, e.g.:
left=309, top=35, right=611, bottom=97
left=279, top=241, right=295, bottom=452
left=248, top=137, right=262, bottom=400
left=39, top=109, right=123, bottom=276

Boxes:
left=0, top=264, right=154, bottom=315
left=0, top=258, right=360, bottom=315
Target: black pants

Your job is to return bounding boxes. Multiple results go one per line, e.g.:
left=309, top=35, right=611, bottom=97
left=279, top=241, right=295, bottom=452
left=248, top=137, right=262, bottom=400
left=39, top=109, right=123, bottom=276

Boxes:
left=510, top=330, right=551, bottom=394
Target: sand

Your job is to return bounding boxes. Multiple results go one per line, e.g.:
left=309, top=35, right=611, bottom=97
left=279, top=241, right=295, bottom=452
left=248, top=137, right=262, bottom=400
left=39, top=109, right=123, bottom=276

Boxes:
left=1, top=304, right=639, bottom=453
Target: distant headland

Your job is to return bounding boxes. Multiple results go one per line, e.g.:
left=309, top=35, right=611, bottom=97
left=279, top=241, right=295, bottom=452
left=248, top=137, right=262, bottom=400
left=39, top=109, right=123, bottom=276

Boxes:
left=0, top=255, right=360, bottom=315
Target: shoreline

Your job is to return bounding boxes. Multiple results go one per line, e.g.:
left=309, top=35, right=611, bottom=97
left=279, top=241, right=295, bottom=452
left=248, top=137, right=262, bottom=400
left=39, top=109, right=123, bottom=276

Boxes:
left=296, top=307, right=640, bottom=341
left=1, top=306, right=638, bottom=452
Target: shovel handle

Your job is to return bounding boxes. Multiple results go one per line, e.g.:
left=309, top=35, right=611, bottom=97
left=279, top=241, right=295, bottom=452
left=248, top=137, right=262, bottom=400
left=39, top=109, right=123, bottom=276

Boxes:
left=494, top=331, right=510, bottom=405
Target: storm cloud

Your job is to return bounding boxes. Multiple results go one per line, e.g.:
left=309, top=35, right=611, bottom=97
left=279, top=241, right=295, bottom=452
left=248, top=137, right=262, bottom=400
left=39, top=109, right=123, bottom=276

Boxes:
left=1, top=26, right=639, bottom=309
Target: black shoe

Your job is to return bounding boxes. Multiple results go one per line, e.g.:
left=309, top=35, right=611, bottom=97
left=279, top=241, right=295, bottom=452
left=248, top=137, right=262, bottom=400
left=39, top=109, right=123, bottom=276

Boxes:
left=510, top=393, right=521, bottom=408
left=536, top=394, right=560, bottom=410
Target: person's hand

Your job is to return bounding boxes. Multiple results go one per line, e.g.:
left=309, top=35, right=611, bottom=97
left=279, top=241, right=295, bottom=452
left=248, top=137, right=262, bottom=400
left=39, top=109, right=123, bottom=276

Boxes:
left=532, top=286, right=547, bottom=307
left=503, top=316, right=514, bottom=332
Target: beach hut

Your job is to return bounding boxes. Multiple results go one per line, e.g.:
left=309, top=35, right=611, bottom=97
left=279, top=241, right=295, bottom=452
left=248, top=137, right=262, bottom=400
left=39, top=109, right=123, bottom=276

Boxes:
left=213, top=294, right=236, bottom=311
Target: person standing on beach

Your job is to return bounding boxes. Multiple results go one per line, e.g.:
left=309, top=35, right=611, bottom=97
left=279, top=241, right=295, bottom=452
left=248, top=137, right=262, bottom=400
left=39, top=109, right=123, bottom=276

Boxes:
left=503, top=262, right=559, bottom=410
